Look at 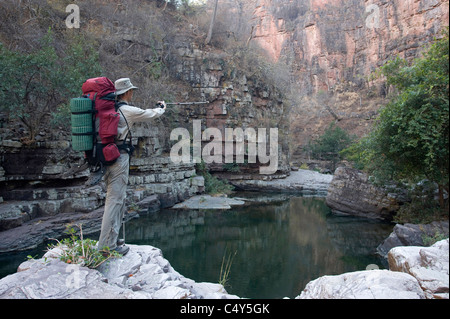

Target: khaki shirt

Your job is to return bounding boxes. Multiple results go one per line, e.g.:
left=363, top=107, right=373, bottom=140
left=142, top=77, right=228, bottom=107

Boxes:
left=117, top=102, right=165, bottom=141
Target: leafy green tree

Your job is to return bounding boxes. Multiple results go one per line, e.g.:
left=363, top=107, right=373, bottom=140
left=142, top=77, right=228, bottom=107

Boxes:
left=0, top=30, right=102, bottom=141
left=305, top=122, right=354, bottom=171
left=343, top=29, right=449, bottom=211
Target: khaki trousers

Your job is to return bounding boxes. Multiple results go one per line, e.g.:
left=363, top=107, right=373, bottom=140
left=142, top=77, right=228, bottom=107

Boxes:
left=98, top=153, right=130, bottom=250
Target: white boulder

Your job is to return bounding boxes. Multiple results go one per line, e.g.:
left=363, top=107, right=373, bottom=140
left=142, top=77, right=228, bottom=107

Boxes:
left=389, top=239, right=449, bottom=299
left=0, top=244, right=240, bottom=300
left=297, top=270, right=425, bottom=299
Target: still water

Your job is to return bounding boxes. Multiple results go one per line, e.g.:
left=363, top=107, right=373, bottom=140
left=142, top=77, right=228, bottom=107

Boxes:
left=126, top=193, right=394, bottom=299
left=0, top=193, right=394, bottom=299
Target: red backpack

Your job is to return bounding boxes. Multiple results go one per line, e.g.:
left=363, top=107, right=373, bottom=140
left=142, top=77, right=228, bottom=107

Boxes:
left=82, top=77, right=120, bottom=143
left=70, top=77, right=134, bottom=185
left=72, top=77, right=122, bottom=167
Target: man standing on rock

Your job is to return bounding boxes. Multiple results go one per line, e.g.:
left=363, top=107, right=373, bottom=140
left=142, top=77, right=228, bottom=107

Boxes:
left=98, top=78, right=166, bottom=256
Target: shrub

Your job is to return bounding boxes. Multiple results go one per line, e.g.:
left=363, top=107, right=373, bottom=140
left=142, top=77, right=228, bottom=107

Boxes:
left=48, top=225, right=122, bottom=269
left=0, top=29, right=102, bottom=141
left=196, top=160, right=234, bottom=195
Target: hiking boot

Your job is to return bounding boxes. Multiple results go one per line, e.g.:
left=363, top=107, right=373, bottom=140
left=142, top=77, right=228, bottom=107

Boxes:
left=114, top=245, right=130, bottom=256
left=117, top=239, right=125, bottom=247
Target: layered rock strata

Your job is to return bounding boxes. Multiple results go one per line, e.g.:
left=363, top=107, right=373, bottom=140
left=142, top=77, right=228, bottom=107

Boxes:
left=326, top=167, right=403, bottom=220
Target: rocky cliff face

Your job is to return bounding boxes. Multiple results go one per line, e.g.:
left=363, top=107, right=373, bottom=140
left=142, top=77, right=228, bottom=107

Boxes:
left=245, top=0, right=449, bottom=158
left=166, top=39, right=291, bottom=178
left=253, top=0, right=448, bottom=90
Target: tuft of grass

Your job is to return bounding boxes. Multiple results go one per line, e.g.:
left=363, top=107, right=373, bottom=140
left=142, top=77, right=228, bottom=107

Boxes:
left=219, top=248, right=237, bottom=289
left=47, top=224, right=122, bottom=269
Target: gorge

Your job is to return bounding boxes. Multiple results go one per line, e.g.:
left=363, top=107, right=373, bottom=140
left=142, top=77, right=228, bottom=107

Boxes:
left=0, top=0, right=449, bottom=300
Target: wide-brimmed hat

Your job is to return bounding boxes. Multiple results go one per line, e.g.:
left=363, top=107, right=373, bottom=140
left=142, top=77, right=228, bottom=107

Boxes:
left=115, top=78, right=138, bottom=96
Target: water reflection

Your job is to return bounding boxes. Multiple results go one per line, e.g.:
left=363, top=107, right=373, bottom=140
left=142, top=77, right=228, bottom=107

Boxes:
left=126, top=193, right=394, bottom=299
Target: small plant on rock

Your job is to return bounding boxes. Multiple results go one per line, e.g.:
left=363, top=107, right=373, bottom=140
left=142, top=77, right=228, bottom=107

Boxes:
left=48, top=224, right=122, bottom=269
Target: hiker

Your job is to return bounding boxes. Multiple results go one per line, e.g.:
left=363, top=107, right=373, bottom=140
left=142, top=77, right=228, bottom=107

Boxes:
left=98, top=78, right=166, bottom=256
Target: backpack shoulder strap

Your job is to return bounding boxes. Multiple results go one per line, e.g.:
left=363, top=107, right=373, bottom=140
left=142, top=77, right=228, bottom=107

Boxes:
left=116, top=105, right=135, bottom=156
left=115, top=101, right=132, bottom=144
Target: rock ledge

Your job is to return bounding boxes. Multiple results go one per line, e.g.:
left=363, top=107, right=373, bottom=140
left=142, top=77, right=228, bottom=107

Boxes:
left=0, top=244, right=240, bottom=300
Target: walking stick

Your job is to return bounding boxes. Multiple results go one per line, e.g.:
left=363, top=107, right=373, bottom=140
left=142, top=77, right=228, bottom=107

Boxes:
left=157, top=101, right=210, bottom=108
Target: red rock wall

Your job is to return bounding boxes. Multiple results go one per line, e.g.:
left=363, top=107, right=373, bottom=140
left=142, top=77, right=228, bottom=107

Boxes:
left=251, top=0, right=449, bottom=93
left=245, top=0, right=449, bottom=159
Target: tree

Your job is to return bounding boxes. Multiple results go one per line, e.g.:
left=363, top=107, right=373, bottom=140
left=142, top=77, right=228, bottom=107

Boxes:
left=344, top=29, right=449, bottom=211
left=306, top=123, right=354, bottom=171
left=205, top=0, right=219, bottom=45
left=0, top=30, right=102, bottom=141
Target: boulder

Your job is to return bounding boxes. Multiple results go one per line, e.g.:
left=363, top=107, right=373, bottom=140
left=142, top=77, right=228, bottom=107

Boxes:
left=326, top=167, right=402, bottom=220
left=377, top=221, right=449, bottom=257
left=297, top=270, right=425, bottom=299
left=0, top=244, right=240, bottom=300
left=388, top=239, right=449, bottom=299
left=0, top=258, right=137, bottom=299
left=297, top=239, right=449, bottom=299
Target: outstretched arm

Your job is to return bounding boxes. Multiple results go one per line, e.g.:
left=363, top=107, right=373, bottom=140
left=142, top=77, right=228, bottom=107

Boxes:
left=121, top=103, right=166, bottom=123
